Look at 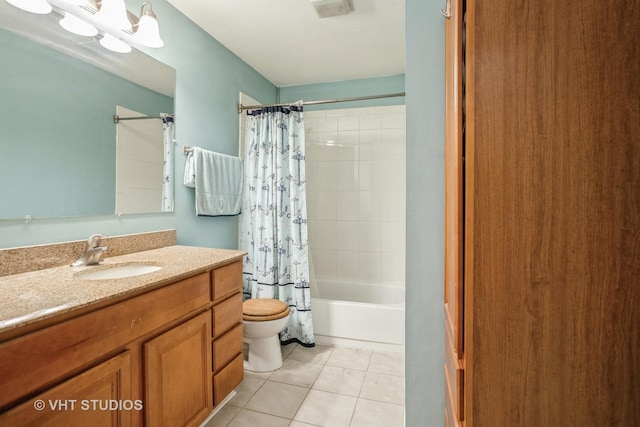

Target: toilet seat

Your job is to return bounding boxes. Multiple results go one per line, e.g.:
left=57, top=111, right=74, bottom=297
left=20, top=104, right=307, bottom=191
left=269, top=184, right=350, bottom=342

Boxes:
left=243, top=299, right=290, bottom=321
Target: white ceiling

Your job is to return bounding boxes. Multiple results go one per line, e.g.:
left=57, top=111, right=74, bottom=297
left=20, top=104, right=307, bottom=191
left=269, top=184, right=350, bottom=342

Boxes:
left=166, top=0, right=405, bottom=87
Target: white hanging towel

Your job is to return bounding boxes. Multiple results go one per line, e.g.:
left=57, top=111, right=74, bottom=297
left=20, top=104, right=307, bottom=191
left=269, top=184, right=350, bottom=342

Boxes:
left=186, top=147, right=243, bottom=216
left=183, top=150, right=196, bottom=188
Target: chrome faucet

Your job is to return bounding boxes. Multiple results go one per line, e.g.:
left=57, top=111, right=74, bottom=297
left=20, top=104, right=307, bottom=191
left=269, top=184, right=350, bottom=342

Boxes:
left=70, top=234, right=108, bottom=267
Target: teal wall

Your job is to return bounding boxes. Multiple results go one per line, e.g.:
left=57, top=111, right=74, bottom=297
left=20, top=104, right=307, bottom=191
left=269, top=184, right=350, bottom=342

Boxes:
left=279, top=74, right=405, bottom=110
left=0, top=0, right=277, bottom=249
left=405, top=0, right=445, bottom=425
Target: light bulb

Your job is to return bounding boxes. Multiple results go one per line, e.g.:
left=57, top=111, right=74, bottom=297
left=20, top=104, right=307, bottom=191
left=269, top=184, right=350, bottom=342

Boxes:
left=95, top=0, right=131, bottom=31
left=134, top=13, right=163, bottom=48
left=59, top=12, right=98, bottom=37
left=99, top=33, right=131, bottom=53
left=6, top=0, right=52, bottom=14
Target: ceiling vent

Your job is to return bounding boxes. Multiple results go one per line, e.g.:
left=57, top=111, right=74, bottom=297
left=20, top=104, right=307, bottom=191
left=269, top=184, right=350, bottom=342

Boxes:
left=310, top=0, right=354, bottom=18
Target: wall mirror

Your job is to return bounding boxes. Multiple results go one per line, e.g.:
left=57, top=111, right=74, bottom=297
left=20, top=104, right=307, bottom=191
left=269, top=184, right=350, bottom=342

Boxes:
left=0, top=2, right=175, bottom=219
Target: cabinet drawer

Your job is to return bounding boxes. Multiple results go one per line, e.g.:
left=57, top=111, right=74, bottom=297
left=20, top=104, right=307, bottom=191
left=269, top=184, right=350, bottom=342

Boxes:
left=0, top=272, right=210, bottom=409
left=213, top=323, right=243, bottom=372
left=212, top=262, right=242, bottom=302
left=213, top=354, right=244, bottom=406
left=212, top=293, right=242, bottom=337
left=445, top=324, right=464, bottom=422
left=445, top=369, right=463, bottom=427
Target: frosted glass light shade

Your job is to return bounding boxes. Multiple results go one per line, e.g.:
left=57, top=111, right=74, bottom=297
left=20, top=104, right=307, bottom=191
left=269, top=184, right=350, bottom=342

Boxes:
left=6, top=0, right=52, bottom=14
left=59, top=12, right=98, bottom=37
left=134, top=13, right=163, bottom=48
left=99, top=33, right=131, bottom=53
left=95, top=0, right=131, bottom=31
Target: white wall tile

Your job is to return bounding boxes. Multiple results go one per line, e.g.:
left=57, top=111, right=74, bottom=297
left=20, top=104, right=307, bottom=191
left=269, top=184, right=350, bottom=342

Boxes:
left=306, top=106, right=405, bottom=286
left=380, top=113, right=406, bottom=129
left=316, top=134, right=339, bottom=161
left=338, top=115, right=360, bottom=131
left=335, top=221, right=359, bottom=251
left=358, top=222, right=381, bottom=252
left=315, top=220, right=339, bottom=250
left=326, top=109, right=347, bottom=117
left=316, top=163, right=338, bottom=190
left=358, top=191, right=381, bottom=222
left=379, top=191, right=405, bottom=222
left=381, top=222, right=405, bottom=254
left=336, top=250, right=359, bottom=282
left=317, top=116, right=338, bottom=132
left=380, top=129, right=406, bottom=159
left=357, top=161, right=375, bottom=191
left=337, top=191, right=359, bottom=221
left=338, top=161, right=359, bottom=191
left=358, top=252, right=381, bottom=283
left=380, top=253, right=405, bottom=285
left=359, top=114, right=381, bottom=130
left=346, top=107, right=369, bottom=116
left=378, top=160, right=405, bottom=192
left=360, top=129, right=381, bottom=145
left=316, top=191, right=338, bottom=220
left=338, top=131, right=359, bottom=161
left=314, top=249, right=337, bottom=280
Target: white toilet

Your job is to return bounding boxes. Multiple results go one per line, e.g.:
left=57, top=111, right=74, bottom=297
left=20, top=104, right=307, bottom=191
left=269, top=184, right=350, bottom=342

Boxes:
left=242, top=298, right=291, bottom=372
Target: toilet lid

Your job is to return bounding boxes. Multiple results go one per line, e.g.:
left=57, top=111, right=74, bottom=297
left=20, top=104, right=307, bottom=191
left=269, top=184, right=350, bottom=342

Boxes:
left=243, top=299, right=290, bottom=321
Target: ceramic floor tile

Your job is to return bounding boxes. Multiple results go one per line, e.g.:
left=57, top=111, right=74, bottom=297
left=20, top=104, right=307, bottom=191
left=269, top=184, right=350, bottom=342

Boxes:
left=312, top=365, right=365, bottom=397
left=227, top=409, right=290, bottom=427
left=204, top=403, right=241, bottom=427
left=294, top=389, right=357, bottom=427
left=368, top=351, right=405, bottom=377
left=325, top=347, right=372, bottom=371
left=350, top=398, right=404, bottom=427
left=359, top=372, right=405, bottom=405
left=281, top=343, right=298, bottom=359
left=244, top=369, right=272, bottom=380
left=244, top=380, right=308, bottom=419
left=228, top=375, right=266, bottom=407
left=287, top=344, right=334, bottom=365
left=289, top=422, right=320, bottom=427
left=268, top=358, right=323, bottom=388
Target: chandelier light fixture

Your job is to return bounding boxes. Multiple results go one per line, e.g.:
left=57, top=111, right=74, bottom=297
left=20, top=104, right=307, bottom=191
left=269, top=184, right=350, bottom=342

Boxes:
left=5, top=0, right=164, bottom=53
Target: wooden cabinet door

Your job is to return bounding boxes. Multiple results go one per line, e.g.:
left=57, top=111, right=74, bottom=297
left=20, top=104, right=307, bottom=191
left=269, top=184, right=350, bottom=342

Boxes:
left=0, top=351, right=133, bottom=427
left=467, top=0, right=640, bottom=425
left=444, top=0, right=464, bottom=359
left=144, top=312, right=212, bottom=427
left=444, top=0, right=465, bottom=424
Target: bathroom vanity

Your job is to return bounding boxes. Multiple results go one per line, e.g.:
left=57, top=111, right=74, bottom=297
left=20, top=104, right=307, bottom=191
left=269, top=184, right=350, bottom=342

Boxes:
left=0, top=240, right=245, bottom=427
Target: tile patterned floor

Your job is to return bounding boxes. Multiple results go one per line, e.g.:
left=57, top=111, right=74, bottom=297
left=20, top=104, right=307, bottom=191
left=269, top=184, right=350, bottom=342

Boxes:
left=205, top=344, right=405, bottom=427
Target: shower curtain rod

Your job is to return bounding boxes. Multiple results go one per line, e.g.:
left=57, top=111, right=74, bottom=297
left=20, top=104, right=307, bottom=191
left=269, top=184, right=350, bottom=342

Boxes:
left=237, top=92, right=406, bottom=113
left=113, top=114, right=174, bottom=124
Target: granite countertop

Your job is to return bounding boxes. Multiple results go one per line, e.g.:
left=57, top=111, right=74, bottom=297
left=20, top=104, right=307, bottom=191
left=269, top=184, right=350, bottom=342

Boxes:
left=0, top=245, right=245, bottom=337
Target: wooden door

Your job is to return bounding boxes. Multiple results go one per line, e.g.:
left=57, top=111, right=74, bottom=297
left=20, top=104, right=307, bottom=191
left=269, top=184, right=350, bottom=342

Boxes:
left=444, top=0, right=465, bottom=424
left=0, top=352, right=132, bottom=427
left=144, top=312, right=212, bottom=427
left=466, top=0, right=640, bottom=425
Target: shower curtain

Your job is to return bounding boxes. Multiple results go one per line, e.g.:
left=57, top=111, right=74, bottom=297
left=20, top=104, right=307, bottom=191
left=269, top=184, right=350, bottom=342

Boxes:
left=239, top=103, right=315, bottom=347
left=161, top=114, right=175, bottom=212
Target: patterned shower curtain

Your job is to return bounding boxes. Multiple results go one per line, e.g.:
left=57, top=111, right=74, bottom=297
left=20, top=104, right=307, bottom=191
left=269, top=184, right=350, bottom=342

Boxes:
left=239, top=103, right=315, bottom=347
left=161, top=114, right=175, bottom=212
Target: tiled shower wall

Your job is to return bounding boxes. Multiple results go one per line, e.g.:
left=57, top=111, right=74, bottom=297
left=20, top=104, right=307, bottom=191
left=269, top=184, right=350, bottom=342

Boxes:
left=305, top=105, right=406, bottom=286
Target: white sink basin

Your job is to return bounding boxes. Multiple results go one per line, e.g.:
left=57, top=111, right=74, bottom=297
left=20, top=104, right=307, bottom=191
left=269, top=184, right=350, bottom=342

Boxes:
left=75, top=264, right=162, bottom=280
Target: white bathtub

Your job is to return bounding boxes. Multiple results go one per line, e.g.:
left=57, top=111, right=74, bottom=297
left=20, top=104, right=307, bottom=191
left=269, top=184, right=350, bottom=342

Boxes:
left=310, top=280, right=405, bottom=352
